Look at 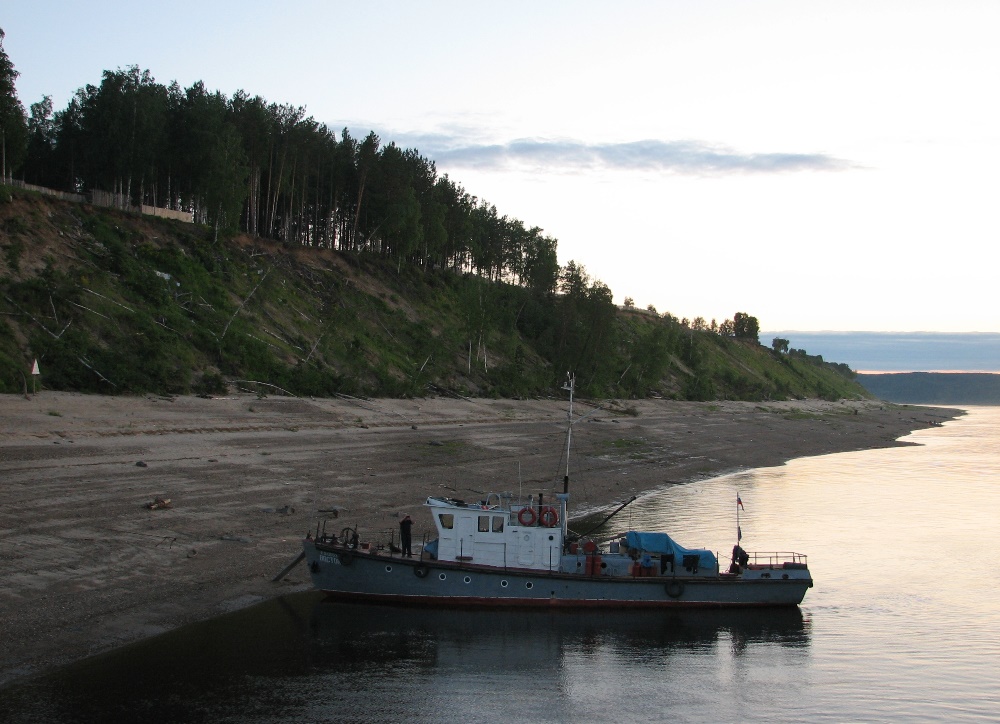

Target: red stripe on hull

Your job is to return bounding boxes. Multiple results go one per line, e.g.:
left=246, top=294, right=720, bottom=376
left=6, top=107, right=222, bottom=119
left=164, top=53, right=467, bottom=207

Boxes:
left=319, top=590, right=800, bottom=609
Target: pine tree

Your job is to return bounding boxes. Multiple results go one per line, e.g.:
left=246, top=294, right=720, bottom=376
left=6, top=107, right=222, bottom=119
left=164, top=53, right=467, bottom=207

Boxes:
left=0, top=27, right=28, bottom=181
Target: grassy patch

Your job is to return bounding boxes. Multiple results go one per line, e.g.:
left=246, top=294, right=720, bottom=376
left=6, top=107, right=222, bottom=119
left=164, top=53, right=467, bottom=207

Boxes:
left=781, top=411, right=822, bottom=420
left=599, top=437, right=652, bottom=459
left=608, top=437, right=645, bottom=449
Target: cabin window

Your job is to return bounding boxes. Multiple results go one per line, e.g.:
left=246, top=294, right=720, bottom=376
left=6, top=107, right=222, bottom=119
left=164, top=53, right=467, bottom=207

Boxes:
left=478, top=515, right=490, bottom=533
left=492, top=516, right=505, bottom=533
left=438, top=513, right=454, bottom=530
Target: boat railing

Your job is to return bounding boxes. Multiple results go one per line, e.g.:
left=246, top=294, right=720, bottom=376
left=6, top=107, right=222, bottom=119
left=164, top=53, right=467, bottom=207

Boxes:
left=311, top=518, right=352, bottom=546
left=745, top=551, right=808, bottom=568
left=312, top=518, right=442, bottom=560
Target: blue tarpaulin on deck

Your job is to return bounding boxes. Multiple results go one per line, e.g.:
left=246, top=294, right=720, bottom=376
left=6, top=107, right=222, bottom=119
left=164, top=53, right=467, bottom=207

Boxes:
left=625, top=531, right=717, bottom=569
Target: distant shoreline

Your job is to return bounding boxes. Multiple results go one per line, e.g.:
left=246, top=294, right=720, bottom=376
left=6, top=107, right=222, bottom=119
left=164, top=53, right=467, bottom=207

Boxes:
left=857, top=372, right=1000, bottom=405
left=763, top=331, right=1000, bottom=374
left=856, top=370, right=1000, bottom=375
left=0, top=393, right=961, bottom=687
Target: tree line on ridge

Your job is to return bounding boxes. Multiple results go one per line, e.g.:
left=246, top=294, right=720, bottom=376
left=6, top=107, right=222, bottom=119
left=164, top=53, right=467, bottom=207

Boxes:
left=1, top=29, right=859, bottom=401
left=4, top=48, right=560, bottom=296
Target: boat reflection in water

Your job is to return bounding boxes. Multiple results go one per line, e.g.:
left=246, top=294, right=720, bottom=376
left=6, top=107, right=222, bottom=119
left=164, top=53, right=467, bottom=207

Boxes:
left=0, top=592, right=810, bottom=724
left=311, top=599, right=811, bottom=663
left=305, top=601, right=811, bottom=721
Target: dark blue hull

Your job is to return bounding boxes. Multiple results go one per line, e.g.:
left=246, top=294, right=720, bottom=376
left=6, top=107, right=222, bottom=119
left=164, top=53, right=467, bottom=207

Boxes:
left=304, top=540, right=812, bottom=608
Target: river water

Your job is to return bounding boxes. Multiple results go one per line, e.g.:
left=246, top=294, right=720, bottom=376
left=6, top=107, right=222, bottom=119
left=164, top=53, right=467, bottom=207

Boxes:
left=2, top=407, right=999, bottom=723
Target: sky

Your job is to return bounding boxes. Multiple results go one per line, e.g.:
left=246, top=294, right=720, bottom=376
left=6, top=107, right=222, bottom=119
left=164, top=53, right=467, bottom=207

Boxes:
left=5, top=1, right=999, bottom=334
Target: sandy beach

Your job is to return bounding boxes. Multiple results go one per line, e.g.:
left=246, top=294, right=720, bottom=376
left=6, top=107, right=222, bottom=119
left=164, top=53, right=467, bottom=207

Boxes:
left=0, top=391, right=959, bottom=686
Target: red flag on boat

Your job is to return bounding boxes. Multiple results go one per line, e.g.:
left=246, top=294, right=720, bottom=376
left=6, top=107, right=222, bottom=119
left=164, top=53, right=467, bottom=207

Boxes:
left=737, top=495, right=744, bottom=510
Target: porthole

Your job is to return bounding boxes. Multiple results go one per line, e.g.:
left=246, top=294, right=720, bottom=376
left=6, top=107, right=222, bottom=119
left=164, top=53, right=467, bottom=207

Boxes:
left=464, top=576, right=472, bottom=584
left=439, top=573, right=447, bottom=581
left=500, top=580, right=509, bottom=588
left=525, top=582, right=534, bottom=590
left=385, top=565, right=393, bottom=572
left=782, top=573, right=789, bottom=580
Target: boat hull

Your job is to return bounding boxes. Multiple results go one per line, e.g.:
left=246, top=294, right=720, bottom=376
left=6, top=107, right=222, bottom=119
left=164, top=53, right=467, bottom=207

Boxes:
left=303, top=540, right=811, bottom=609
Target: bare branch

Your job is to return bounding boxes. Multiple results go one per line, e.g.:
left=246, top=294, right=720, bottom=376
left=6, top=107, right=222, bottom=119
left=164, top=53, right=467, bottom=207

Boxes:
left=3, top=296, right=65, bottom=339
left=229, top=379, right=299, bottom=397
left=221, top=268, right=271, bottom=341
left=81, top=287, right=135, bottom=312
left=304, top=334, right=324, bottom=363
left=77, top=357, right=116, bottom=387
left=66, top=300, right=110, bottom=320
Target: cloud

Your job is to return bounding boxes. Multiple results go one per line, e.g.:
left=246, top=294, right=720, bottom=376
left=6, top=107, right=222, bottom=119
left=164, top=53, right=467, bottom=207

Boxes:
left=333, top=122, right=853, bottom=176
left=429, top=138, right=850, bottom=174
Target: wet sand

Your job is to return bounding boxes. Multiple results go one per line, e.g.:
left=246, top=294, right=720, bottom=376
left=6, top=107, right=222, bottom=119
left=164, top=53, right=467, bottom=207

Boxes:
left=0, top=392, right=959, bottom=686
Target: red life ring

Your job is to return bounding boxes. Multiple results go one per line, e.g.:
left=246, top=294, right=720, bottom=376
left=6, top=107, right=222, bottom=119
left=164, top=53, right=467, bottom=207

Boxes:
left=517, top=507, right=537, bottom=526
left=539, top=506, right=559, bottom=527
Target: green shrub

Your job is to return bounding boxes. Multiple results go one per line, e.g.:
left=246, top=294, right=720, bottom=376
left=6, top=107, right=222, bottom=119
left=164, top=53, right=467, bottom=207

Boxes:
left=3, top=239, right=25, bottom=271
left=194, top=371, right=229, bottom=396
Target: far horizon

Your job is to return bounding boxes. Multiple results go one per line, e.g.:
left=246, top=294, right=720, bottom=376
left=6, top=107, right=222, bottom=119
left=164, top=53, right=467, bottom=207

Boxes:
left=762, top=331, right=1000, bottom=374
left=853, top=369, right=1000, bottom=375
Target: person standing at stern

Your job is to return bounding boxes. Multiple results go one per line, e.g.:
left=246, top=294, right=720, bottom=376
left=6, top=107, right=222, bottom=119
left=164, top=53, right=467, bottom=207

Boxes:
left=399, top=514, right=413, bottom=557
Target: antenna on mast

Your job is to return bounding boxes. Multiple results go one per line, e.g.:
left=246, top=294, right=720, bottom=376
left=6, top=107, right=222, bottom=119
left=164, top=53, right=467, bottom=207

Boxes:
left=736, top=492, right=744, bottom=545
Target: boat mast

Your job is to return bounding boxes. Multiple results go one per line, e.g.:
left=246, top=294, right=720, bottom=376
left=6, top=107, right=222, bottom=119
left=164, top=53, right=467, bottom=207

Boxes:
left=555, top=373, right=575, bottom=542
left=562, top=372, right=575, bottom=494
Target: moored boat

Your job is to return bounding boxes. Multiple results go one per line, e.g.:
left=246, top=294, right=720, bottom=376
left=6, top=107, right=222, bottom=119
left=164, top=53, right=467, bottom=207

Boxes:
left=302, top=377, right=813, bottom=608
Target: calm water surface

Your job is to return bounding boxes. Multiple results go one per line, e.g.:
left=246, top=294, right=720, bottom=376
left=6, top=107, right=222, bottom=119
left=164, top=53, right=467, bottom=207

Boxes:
left=2, top=407, right=999, bottom=723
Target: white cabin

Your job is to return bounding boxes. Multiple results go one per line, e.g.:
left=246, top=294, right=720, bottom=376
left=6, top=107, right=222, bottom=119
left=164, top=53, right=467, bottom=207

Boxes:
left=424, top=495, right=566, bottom=571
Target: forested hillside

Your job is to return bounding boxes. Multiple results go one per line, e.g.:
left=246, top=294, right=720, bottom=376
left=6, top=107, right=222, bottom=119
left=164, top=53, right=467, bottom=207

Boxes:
left=13, top=62, right=560, bottom=291
left=0, top=31, right=867, bottom=401
left=0, top=189, right=865, bottom=401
